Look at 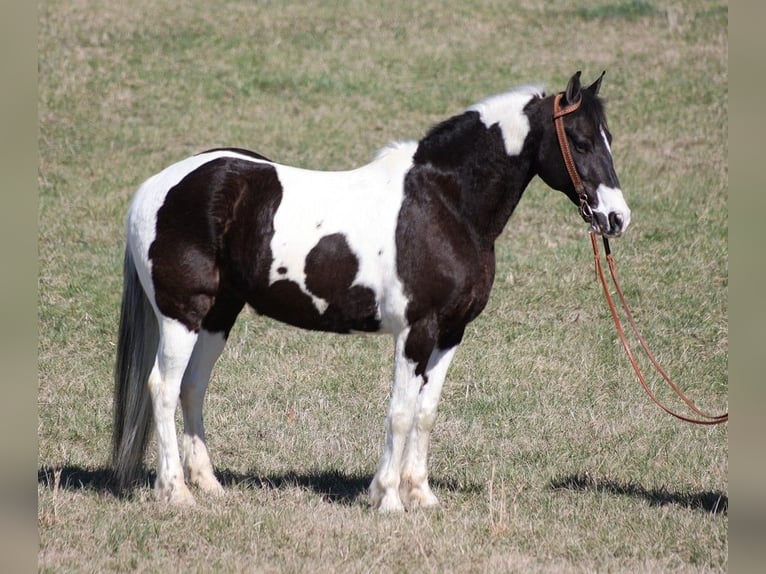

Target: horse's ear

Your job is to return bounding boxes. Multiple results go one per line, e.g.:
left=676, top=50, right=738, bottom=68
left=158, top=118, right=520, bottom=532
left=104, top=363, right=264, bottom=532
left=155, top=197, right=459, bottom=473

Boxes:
left=587, top=70, right=606, bottom=96
left=565, top=71, right=582, bottom=105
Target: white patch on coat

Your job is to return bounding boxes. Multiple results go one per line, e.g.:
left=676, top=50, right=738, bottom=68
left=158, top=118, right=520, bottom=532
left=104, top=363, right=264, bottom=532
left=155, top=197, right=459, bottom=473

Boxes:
left=268, top=142, right=417, bottom=333
left=467, top=84, right=545, bottom=157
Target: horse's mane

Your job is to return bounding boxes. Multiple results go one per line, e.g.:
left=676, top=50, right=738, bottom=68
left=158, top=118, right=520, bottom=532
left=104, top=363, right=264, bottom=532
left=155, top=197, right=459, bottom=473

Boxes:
left=467, top=83, right=547, bottom=116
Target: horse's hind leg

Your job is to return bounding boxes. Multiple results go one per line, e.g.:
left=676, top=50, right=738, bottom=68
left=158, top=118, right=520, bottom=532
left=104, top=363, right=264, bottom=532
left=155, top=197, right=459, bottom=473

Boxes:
left=180, top=294, right=244, bottom=495
left=149, top=317, right=199, bottom=504
left=180, top=330, right=228, bottom=495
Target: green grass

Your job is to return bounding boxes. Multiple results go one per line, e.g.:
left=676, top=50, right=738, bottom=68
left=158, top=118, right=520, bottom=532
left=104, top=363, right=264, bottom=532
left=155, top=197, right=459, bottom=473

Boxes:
left=39, top=0, right=727, bottom=571
left=576, top=0, right=658, bottom=20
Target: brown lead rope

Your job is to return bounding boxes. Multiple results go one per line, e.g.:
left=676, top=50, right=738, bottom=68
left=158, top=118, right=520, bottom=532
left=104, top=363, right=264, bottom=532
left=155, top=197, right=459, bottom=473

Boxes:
left=591, top=233, right=728, bottom=425
left=553, top=90, right=727, bottom=425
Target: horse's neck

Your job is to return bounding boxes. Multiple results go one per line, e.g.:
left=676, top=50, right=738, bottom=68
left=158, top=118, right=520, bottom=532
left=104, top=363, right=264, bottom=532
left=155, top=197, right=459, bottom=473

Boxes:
left=412, top=112, right=536, bottom=244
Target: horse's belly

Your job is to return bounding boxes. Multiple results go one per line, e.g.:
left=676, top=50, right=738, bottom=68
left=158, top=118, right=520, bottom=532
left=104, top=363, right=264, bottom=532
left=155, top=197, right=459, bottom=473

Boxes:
left=248, top=276, right=383, bottom=334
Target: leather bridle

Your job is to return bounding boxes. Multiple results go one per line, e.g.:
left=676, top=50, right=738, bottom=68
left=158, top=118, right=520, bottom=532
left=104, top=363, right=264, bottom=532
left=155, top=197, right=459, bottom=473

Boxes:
left=553, top=93, right=593, bottom=224
left=552, top=92, right=728, bottom=425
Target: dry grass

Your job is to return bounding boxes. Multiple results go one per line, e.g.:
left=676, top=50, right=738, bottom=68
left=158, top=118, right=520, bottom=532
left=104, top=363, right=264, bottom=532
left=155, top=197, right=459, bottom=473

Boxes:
left=39, top=0, right=727, bottom=571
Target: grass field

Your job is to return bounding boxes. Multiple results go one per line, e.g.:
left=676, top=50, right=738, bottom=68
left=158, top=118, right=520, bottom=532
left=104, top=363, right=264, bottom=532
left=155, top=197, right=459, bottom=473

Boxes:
left=38, top=0, right=727, bottom=571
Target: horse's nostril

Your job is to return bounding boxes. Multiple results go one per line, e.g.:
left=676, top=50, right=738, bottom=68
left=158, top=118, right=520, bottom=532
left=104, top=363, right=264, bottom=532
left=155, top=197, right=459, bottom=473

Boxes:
left=609, top=212, right=623, bottom=230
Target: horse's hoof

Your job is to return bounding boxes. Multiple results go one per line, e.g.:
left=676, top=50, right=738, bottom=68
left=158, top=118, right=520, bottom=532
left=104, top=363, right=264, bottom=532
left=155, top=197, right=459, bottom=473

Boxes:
left=404, top=488, right=440, bottom=510
left=190, top=472, right=225, bottom=496
left=155, top=481, right=196, bottom=506
left=199, top=480, right=225, bottom=497
left=375, top=492, right=405, bottom=513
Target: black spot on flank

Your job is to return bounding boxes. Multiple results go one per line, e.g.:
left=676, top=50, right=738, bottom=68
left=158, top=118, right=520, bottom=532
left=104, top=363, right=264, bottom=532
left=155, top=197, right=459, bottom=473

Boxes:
left=305, top=234, right=358, bottom=301
left=239, top=233, right=381, bottom=333
left=303, top=233, right=380, bottom=332
left=378, top=249, right=383, bottom=256
left=316, top=220, right=324, bottom=229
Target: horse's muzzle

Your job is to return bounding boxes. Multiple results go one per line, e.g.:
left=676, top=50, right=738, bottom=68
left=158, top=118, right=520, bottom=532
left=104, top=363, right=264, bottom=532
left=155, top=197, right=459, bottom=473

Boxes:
left=592, top=209, right=630, bottom=238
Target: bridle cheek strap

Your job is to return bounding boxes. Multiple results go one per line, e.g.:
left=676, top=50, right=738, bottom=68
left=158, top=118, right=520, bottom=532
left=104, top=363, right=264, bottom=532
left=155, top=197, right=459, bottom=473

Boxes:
left=552, top=93, right=592, bottom=222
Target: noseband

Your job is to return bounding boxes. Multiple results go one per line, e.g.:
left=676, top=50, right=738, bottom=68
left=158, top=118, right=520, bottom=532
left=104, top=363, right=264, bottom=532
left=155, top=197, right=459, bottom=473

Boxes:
left=552, top=93, right=593, bottom=223
left=553, top=91, right=728, bottom=426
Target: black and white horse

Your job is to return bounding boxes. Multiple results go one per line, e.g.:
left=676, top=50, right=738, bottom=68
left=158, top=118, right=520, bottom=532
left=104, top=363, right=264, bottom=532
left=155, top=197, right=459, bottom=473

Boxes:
left=112, top=71, right=630, bottom=511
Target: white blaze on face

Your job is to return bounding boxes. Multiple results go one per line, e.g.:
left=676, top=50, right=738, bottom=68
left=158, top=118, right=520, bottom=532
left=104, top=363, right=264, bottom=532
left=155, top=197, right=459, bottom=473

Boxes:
left=590, top=125, right=630, bottom=235
left=600, top=126, right=612, bottom=155
left=594, top=184, right=631, bottom=233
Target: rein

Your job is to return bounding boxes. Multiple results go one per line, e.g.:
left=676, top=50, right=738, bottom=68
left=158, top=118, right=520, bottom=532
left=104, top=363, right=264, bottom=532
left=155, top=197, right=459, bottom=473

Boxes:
left=552, top=93, right=728, bottom=425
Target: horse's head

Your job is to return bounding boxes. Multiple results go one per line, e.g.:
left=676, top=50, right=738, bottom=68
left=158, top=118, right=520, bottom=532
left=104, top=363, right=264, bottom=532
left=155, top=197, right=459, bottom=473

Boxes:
left=536, top=71, right=631, bottom=238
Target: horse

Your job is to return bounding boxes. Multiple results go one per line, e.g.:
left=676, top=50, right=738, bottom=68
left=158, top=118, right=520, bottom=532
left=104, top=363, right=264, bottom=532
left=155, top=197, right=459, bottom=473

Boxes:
left=112, top=71, right=631, bottom=512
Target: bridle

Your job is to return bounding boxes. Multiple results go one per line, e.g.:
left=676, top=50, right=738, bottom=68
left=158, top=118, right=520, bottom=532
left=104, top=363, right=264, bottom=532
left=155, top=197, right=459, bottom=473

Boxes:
left=553, top=93, right=593, bottom=224
left=552, top=92, right=728, bottom=425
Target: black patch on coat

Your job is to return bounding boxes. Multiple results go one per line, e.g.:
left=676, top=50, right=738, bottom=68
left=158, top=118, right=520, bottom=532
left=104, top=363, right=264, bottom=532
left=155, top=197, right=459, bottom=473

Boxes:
left=248, top=233, right=380, bottom=333
left=395, top=108, right=540, bottom=374
left=149, top=156, right=283, bottom=335
left=304, top=233, right=380, bottom=333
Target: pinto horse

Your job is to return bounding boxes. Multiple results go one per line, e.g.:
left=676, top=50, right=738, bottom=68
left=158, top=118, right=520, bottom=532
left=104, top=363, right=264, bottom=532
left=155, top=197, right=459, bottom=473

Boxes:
left=112, top=71, right=630, bottom=511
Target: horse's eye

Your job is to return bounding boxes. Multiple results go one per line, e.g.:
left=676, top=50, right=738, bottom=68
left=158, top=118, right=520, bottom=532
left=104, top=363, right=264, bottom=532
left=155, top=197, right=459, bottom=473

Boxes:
left=574, top=141, right=590, bottom=154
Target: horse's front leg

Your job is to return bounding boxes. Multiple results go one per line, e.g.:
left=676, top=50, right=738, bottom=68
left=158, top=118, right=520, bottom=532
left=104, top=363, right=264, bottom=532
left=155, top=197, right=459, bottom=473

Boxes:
left=399, top=344, right=458, bottom=509
left=370, top=328, right=423, bottom=512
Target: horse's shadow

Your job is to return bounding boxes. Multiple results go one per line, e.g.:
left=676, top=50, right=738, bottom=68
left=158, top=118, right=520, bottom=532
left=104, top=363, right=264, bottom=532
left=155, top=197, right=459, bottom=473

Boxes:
left=36, top=464, right=371, bottom=504
left=214, top=468, right=373, bottom=505
left=38, top=465, right=726, bottom=515
left=549, top=472, right=727, bottom=515
left=36, top=464, right=479, bottom=506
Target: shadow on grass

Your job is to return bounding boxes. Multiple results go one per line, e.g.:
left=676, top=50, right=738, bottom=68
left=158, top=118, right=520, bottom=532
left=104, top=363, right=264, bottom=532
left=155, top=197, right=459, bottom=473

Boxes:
left=38, top=464, right=482, bottom=506
left=38, top=464, right=117, bottom=494
left=217, top=469, right=482, bottom=506
left=216, top=468, right=371, bottom=505
left=549, top=473, right=727, bottom=515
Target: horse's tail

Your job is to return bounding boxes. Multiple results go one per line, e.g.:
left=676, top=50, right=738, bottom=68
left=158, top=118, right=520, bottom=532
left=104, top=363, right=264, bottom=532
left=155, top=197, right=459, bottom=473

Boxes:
left=111, top=247, right=158, bottom=493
